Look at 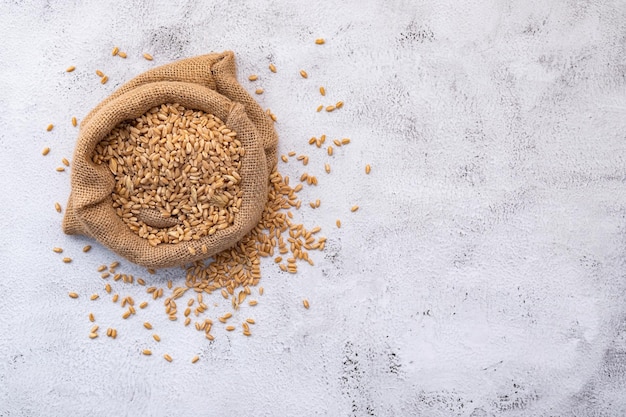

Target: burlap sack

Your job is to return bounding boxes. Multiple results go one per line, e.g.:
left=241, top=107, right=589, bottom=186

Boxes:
left=63, top=51, right=278, bottom=268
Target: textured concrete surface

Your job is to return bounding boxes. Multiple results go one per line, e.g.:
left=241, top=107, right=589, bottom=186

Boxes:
left=1, top=1, right=626, bottom=416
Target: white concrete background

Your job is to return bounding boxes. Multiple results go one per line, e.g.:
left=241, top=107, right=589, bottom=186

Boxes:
left=0, top=0, right=625, bottom=416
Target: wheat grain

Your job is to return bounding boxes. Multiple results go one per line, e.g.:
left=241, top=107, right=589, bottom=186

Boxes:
left=92, top=103, right=243, bottom=246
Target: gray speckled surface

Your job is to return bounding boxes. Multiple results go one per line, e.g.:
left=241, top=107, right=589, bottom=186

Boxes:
left=1, top=1, right=625, bottom=416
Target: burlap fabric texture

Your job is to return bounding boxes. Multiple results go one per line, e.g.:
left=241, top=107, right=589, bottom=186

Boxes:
left=63, top=51, right=278, bottom=268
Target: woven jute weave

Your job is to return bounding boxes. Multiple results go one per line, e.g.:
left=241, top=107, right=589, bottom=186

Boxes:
left=63, top=52, right=278, bottom=268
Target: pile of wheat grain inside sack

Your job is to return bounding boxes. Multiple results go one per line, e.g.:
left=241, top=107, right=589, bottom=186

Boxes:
left=63, top=51, right=281, bottom=267
left=63, top=52, right=326, bottom=313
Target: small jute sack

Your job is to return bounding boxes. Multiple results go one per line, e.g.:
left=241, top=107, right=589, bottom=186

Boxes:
left=63, top=51, right=278, bottom=269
